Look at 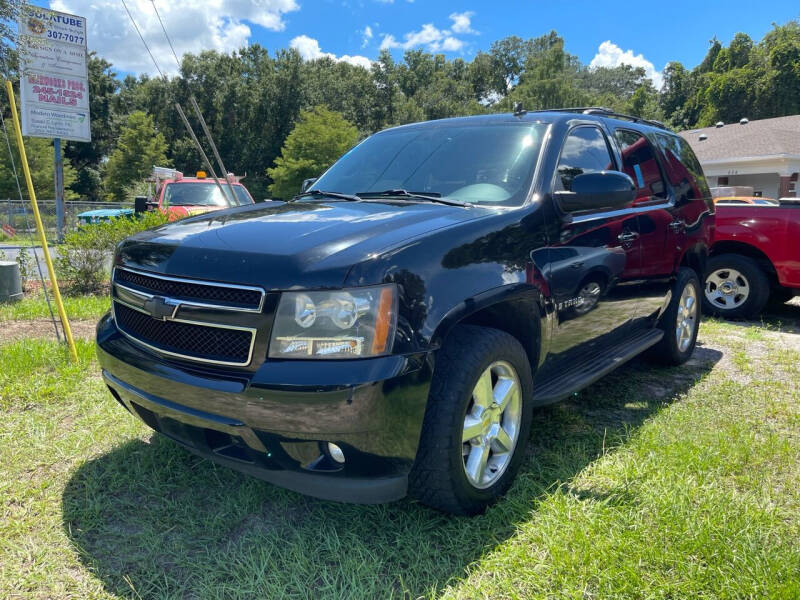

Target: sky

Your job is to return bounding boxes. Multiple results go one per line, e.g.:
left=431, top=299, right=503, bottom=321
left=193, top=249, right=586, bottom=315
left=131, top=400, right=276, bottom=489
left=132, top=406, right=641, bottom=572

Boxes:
left=33, top=0, right=800, bottom=86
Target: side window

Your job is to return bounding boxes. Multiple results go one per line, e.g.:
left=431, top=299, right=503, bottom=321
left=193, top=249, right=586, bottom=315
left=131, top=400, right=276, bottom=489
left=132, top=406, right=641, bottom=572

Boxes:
left=654, top=133, right=711, bottom=202
left=613, top=129, right=668, bottom=203
left=233, top=186, right=254, bottom=205
left=555, top=127, right=614, bottom=192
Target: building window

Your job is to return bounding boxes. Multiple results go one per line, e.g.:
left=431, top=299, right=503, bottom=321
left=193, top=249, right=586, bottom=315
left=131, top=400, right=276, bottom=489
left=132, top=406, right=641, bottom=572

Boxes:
left=718, top=176, right=729, bottom=185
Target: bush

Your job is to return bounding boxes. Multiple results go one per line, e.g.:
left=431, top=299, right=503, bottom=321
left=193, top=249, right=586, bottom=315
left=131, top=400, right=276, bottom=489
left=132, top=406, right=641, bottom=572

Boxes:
left=56, top=211, right=169, bottom=295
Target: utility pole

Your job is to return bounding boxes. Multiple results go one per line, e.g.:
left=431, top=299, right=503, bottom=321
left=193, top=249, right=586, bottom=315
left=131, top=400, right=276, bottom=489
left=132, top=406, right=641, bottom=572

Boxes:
left=53, top=137, right=65, bottom=243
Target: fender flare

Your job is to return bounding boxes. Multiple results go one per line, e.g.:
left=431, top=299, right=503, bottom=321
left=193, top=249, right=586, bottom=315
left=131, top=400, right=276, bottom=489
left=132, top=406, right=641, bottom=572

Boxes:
left=429, top=283, right=549, bottom=367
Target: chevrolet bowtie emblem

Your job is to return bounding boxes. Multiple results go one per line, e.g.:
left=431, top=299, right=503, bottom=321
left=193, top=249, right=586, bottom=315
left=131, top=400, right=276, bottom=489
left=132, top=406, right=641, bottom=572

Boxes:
left=142, top=295, right=181, bottom=321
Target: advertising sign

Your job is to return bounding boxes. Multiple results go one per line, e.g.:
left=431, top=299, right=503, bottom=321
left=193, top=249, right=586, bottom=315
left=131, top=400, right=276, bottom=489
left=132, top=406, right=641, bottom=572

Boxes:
left=18, top=7, right=90, bottom=142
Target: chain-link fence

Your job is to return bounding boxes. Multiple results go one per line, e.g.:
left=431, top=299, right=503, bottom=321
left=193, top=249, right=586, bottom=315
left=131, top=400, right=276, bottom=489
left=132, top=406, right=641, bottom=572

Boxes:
left=0, top=200, right=133, bottom=242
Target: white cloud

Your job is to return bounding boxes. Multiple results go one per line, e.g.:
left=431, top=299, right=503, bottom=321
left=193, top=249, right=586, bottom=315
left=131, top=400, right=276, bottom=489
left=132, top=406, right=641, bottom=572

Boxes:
left=290, top=35, right=372, bottom=69
left=380, top=12, right=478, bottom=52
left=448, top=11, right=475, bottom=34
left=440, top=37, right=464, bottom=52
left=589, top=40, right=664, bottom=89
left=361, top=25, right=373, bottom=48
left=51, top=0, right=299, bottom=75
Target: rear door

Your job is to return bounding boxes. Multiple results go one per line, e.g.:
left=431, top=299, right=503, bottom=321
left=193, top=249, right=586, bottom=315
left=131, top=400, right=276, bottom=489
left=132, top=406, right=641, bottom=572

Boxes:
left=611, top=128, right=677, bottom=324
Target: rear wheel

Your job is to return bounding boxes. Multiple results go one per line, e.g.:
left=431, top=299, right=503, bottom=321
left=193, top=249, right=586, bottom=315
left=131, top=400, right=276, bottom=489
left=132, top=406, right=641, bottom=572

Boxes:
left=702, top=254, right=769, bottom=319
left=648, top=267, right=701, bottom=366
left=409, top=325, right=533, bottom=515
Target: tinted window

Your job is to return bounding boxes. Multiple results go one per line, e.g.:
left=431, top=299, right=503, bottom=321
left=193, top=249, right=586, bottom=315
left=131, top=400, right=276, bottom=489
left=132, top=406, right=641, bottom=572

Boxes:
left=555, top=127, right=614, bottom=192
left=654, top=133, right=711, bottom=201
left=312, top=123, right=548, bottom=207
left=614, top=129, right=667, bottom=203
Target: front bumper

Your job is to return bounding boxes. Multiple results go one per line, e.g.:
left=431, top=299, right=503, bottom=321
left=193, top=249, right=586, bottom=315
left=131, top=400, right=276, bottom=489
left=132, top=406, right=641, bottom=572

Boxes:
left=97, top=313, right=432, bottom=503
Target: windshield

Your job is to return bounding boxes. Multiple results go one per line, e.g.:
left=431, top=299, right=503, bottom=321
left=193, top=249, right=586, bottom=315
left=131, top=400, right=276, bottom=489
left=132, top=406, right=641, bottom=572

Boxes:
left=162, top=182, right=254, bottom=207
left=311, top=122, right=549, bottom=207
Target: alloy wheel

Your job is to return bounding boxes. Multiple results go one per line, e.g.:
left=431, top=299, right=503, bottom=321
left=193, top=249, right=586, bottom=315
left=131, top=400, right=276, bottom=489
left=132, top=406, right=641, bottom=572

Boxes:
left=461, top=361, right=522, bottom=489
left=676, top=282, right=698, bottom=352
left=574, top=281, right=602, bottom=315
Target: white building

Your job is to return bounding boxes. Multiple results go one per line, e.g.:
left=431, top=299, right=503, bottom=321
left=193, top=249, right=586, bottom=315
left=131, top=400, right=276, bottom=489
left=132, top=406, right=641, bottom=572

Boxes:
left=679, top=115, right=800, bottom=199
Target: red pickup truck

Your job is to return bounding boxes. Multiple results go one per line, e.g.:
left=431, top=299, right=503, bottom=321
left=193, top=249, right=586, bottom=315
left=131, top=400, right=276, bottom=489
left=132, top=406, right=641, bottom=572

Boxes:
left=703, top=199, right=800, bottom=318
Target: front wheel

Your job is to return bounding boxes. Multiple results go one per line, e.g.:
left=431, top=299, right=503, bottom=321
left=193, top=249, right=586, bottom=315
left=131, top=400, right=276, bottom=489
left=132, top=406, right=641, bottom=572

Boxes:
left=409, top=325, right=533, bottom=515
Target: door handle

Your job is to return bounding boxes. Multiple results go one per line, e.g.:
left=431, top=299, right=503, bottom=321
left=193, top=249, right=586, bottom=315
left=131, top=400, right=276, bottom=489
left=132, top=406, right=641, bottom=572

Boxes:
left=617, top=231, right=640, bottom=243
left=669, top=221, right=684, bottom=232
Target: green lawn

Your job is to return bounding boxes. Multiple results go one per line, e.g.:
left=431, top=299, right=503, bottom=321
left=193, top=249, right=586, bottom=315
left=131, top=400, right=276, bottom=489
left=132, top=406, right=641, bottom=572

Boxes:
left=0, top=292, right=110, bottom=321
left=1, top=317, right=799, bottom=599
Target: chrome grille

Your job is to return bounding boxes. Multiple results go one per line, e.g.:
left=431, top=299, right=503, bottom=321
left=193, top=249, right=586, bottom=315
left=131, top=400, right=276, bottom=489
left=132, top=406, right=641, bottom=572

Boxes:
left=114, top=267, right=264, bottom=311
left=113, top=303, right=255, bottom=366
left=111, top=267, right=264, bottom=367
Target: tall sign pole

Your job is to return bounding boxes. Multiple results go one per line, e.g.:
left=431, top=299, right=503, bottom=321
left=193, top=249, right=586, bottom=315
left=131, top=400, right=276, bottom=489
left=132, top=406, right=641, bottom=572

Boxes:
left=18, top=7, right=90, bottom=243
left=53, top=137, right=64, bottom=241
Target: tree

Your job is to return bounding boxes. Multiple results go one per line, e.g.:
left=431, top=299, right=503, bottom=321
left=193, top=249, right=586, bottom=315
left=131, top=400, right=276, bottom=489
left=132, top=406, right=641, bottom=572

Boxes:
left=64, top=54, right=120, bottom=200
left=0, top=0, right=25, bottom=77
left=104, top=111, right=169, bottom=201
left=0, top=135, right=77, bottom=200
left=267, top=106, right=358, bottom=200
left=507, top=34, right=588, bottom=110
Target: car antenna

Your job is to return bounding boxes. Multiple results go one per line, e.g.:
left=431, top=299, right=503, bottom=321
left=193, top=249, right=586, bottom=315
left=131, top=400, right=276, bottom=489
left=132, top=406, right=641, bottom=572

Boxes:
left=513, top=102, right=527, bottom=117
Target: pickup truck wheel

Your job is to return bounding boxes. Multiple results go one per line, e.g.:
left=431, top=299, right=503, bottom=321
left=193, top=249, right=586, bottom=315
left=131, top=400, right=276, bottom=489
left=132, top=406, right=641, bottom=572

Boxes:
left=409, top=325, right=533, bottom=515
left=648, top=267, right=701, bottom=366
left=702, top=254, right=769, bottom=319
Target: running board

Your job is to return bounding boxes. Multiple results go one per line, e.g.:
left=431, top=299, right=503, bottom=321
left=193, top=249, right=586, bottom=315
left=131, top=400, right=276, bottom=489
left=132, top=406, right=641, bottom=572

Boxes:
left=532, top=328, right=663, bottom=406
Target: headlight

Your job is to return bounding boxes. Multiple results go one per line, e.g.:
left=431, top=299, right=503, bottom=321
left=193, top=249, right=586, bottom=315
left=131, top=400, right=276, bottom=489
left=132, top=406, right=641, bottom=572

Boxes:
left=268, top=284, right=397, bottom=359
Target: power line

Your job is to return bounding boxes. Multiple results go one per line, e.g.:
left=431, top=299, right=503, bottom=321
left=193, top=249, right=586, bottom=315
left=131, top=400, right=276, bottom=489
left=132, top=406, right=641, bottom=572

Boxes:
left=120, top=0, right=166, bottom=79
left=150, top=0, right=182, bottom=71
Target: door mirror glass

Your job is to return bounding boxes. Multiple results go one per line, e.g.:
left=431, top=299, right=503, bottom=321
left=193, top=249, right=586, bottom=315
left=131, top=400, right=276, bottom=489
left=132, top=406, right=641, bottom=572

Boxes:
left=555, top=171, right=636, bottom=213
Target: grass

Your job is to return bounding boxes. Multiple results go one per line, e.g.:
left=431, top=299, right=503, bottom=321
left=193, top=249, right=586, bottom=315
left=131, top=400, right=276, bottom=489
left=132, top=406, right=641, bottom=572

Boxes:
left=0, top=317, right=799, bottom=599
left=0, top=236, right=50, bottom=247
left=0, top=292, right=110, bottom=321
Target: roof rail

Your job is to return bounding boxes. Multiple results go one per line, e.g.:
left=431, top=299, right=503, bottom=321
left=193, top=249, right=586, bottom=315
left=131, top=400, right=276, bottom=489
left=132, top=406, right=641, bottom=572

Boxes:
left=529, top=107, right=670, bottom=130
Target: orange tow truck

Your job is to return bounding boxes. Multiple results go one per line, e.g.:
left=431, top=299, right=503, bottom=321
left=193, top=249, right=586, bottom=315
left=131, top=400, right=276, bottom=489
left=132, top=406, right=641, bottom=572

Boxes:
left=135, top=167, right=255, bottom=219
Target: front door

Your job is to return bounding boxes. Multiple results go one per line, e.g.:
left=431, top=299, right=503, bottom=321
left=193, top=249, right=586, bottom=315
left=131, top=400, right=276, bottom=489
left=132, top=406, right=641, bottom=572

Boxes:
left=542, top=125, right=643, bottom=365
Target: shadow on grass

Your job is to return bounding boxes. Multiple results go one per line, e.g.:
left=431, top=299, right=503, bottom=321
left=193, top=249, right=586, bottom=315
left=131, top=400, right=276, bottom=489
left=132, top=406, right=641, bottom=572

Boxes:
left=710, top=299, right=800, bottom=334
left=62, top=347, right=721, bottom=599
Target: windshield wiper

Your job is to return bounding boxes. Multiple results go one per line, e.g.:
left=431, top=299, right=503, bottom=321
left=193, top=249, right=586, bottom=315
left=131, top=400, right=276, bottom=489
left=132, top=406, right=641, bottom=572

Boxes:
left=357, top=189, right=469, bottom=207
left=292, top=189, right=361, bottom=202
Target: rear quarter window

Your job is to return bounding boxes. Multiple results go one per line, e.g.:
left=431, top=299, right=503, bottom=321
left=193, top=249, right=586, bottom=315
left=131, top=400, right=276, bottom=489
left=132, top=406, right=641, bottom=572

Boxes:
left=654, top=133, right=711, bottom=202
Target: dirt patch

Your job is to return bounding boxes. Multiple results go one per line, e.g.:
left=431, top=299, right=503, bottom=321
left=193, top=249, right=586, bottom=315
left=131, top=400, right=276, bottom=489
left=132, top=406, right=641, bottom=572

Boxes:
left=0, top=319, right=97, bottom=344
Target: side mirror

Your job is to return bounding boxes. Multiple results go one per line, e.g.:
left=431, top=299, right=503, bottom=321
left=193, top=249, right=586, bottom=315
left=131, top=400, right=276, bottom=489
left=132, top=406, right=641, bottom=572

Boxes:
left=134, top=196, right=148, bottom=214
left=555, top=171, right=635, bottom=213
left=301, top=177, right=317, bottom=193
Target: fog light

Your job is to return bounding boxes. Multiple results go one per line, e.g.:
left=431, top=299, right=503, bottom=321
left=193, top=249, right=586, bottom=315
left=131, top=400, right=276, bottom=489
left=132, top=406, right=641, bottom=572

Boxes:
left=327, top=442, right=345, bottom=464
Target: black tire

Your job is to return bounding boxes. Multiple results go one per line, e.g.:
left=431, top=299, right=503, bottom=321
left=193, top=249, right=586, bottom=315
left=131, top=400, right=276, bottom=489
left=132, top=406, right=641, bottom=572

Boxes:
left=648, top=267, right=701, bottom=366
left=768, top=288, right=795, bottom=308
left=702, top=254, right=769, bottom=319
left=408, top=325, right=534, bottom=515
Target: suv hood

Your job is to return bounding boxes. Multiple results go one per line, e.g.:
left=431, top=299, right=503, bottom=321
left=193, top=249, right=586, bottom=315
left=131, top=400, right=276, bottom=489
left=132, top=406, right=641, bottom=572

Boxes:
left=117, top=200, right=490, bottom=289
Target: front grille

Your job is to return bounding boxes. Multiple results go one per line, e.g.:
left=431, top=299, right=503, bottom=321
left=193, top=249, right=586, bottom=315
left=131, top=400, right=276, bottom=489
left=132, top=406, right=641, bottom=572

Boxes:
left=115, top=268, right=263, bottom=310
left=114, top=302, right=253, bottom=365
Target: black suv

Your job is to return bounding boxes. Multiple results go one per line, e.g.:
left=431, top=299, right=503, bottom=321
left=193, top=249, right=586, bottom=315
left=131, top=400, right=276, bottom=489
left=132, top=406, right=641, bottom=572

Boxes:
left=97, top=108, right=714, bottom=515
